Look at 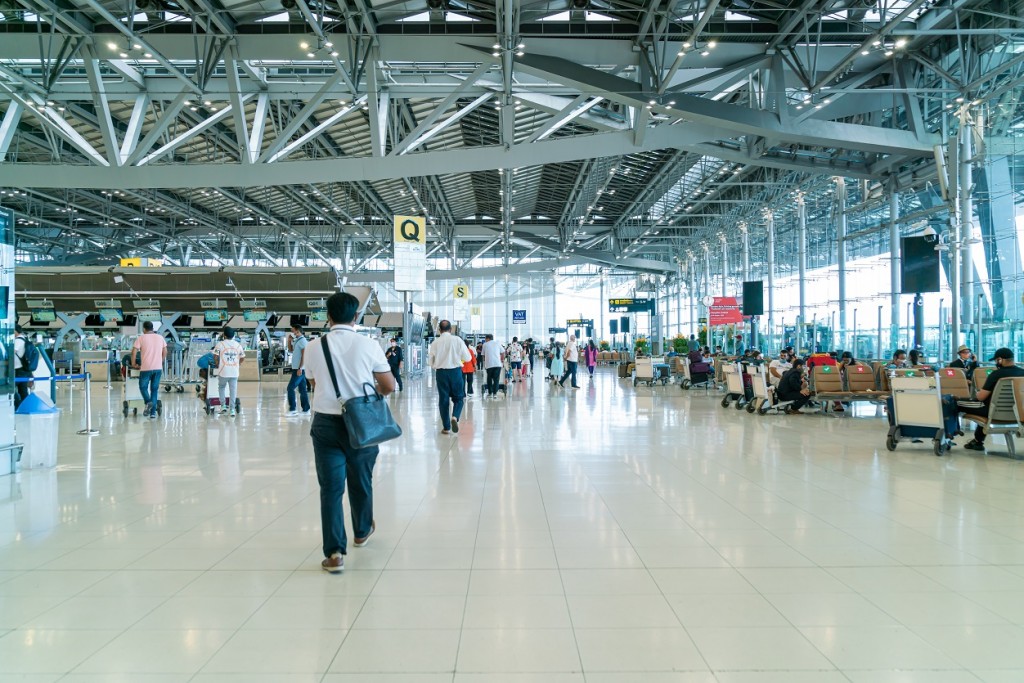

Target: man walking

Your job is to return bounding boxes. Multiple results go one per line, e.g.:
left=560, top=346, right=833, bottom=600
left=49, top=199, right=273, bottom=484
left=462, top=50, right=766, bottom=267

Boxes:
left=687, top=334, right=700, bottom=353
left=508, top=337, right=524, bottom=382
left=559, top=334, right=581, bottom=389
left=481, top=333, right=504, bottom=398
left=213, top=327, right=245, bottom=416
left=132, top=321, right=167, bottom=419
left=428, top=320, right=471, bottom=434
left=302, top=292, right=396, bottom=572
left=13, top=325, right=34, bottom=410
left=385, top=337, right=404, bottom=392
left=286, top=323, right=310, bottom=416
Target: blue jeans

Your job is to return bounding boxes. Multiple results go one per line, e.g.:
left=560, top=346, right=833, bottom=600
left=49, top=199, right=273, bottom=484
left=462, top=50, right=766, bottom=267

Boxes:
left=560, top=361, right=578, bottom=387
left=138, top=370, right=161, bottom=410
left=287, top=370, right=309, bottom=412
left=435, top=367, right=465, bottom=430
left=311, top=413, right=378, bottom=557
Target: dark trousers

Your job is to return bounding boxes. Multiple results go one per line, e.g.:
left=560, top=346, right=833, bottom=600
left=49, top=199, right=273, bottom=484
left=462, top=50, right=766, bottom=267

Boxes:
left=778, top=391, right=811, bottom=411
left=311, top=413, right=378, bottom=557
left=14, top=368, right=32, bottom=409
left=959, top=405, right=988, bottom=441
left=587, top=363, right=596, bottom=376
left=287, top=370, right=310, bottom=412
left=435, top=367, right=465, bottom=430
left=560, top=361, right=578, bottom=387
left=138, top=369, right=161, bottom=410
left=390, top=365, right=403, bottom=391
left=485, top=367, right=502, bottom=395
left=464, top=371, right=474, bottom=395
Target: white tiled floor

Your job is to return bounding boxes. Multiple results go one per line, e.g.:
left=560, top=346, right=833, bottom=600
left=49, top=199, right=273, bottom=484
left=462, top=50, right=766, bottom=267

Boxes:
left=2, top=370, right=1024, bottom=681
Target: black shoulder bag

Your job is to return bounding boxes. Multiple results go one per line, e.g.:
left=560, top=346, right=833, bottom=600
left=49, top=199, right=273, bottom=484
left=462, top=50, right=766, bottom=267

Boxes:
left=321, top=336, right=403, bottom=449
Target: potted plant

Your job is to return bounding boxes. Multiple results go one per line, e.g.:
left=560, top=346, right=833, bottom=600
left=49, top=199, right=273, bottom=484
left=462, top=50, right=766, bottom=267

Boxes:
left=672, top=335, right=687, bottom=354
left=599, top=340, right=611, bottom=351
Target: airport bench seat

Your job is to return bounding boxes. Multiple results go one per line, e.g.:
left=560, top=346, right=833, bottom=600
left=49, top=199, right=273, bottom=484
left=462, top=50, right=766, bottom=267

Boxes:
left=937, top=367, right=973, bottom=400
left=959, top=377, right=1024, bottom=457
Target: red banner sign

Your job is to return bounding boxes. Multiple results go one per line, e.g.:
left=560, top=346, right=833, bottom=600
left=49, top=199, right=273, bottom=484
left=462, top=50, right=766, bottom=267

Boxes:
left=708, top=296, right=743, bottom=325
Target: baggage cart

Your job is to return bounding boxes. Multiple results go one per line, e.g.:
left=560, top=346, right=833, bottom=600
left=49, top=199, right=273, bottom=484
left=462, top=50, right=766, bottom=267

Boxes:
left=885, top=375, right=960, bottom=456
left=122, top=366, right=161, bottom=418
left=721, top=362, right=745, bottom=408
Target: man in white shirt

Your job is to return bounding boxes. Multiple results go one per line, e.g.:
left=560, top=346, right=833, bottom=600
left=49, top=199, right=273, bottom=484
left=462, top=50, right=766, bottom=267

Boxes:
left=768, top=348, right=793, bottom=388
left=508, top=337, right=524, bottom=382
left=13, top=325, right=32, bottom=409
left=303, top=292, right=396, bottom=573
left=213, top=327, right=246, bottom=416
left=558, top=335, right=581, bottom=389
left=480, top=334, right=504, bottom=398
left=427, top=320, right=472, bottom=434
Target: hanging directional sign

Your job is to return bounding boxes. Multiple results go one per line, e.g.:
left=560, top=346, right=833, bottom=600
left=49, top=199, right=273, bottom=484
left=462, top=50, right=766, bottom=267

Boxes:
left=453, top=284, right=470, bottom=321
left=393, top=215, right=426, bottom=292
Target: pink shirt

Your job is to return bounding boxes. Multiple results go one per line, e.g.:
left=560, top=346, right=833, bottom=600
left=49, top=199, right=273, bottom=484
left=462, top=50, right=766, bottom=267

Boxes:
left=133, top=333, right=167, bottom=371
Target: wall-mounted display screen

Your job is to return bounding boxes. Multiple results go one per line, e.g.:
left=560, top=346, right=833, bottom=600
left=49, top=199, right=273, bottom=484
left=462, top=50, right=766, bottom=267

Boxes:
left=138, top=310, right=162, bottom=323
left=311, top=311, right=328, bottom=322
left=243, top=310, right=268, bottom=322
left=99, top=308, right=123, bottom=322
left=32, top=309, right=56, bottom=323
left=205, top=310, right=229, bottom=324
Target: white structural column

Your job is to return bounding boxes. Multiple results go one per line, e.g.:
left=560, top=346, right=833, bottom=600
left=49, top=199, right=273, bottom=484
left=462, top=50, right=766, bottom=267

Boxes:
left=797, top=196, right=807, bottom=350
left=688, top=254, right=696, bottom=335
left=960, top=121, right=975, bottom=348
left=836, top=177, right=848, bottom=349
left=889, top=185, right=901, bottom=353
left=599, top=271, right=605, bottom=340
left=765, top=211, right=776, bottom=353
left=703, top=244, right=711, bottom=320
left=720, top=235, right=728, bottom=297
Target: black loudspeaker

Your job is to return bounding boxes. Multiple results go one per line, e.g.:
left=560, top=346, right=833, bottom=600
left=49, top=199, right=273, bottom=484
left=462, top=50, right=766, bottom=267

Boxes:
left=620, top=316, right=631, bottom=333
left=901, top=236, right=941, bottom=293
left=610, top=320, right=618, bottom=335
left=742, top=281, right=764, bottom=316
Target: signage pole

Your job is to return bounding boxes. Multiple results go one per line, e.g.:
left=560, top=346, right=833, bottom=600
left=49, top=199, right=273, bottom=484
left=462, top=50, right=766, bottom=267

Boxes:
left=402, top=291, right=410, bottom=378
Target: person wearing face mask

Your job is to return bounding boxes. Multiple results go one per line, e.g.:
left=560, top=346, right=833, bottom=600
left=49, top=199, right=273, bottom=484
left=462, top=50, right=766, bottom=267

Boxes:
left=959, top=348, right=1024, bottom=451
left=949, top=345, right=979, bottom=380
left=385, top=337, right=404, bottom=392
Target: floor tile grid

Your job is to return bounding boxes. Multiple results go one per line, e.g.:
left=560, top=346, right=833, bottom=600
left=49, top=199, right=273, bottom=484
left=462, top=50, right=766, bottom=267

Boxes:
left=561, top=441, right=864, bottom=678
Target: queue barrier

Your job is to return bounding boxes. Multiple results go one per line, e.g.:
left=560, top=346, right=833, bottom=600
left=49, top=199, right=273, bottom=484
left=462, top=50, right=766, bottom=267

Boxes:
left=16, top=372, right=99, bottom=436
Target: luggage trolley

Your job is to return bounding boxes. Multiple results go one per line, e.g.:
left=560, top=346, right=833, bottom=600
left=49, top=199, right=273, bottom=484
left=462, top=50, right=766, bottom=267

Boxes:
left=122, top=366, right=161, bottom=418
left=164, top=339, right=212, bottom=394
left=749, top=365, right=798, bottom=415
left=679, top=357, right=713, bottom=392
left=721, top=362, right=746, bottom=408
left=886, top=375, right=960, bottom=456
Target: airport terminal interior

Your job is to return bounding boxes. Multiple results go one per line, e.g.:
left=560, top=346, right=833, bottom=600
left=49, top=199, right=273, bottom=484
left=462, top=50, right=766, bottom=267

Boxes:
left=3, top=0, right=1024, bottom=680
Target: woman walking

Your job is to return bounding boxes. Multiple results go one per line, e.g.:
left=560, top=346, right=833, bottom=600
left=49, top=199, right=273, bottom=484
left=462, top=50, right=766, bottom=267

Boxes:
left=584, top=339, right=598, bottom=378
left=462, top=338, right=477, bottom=398
left=549, top=343, right=564, bottom=387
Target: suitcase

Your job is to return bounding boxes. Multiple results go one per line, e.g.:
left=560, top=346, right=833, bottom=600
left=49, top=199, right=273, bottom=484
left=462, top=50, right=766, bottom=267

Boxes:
left=618, top=364, right=630, bottom=378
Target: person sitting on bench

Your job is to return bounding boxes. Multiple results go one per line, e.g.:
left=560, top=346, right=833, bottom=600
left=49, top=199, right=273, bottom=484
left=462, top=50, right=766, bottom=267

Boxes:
left=959, top=347, right=1024, bottom=451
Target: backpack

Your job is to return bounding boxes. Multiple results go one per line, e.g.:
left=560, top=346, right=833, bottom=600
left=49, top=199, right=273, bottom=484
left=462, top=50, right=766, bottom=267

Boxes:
left=20, top=339, right=40, bottom=372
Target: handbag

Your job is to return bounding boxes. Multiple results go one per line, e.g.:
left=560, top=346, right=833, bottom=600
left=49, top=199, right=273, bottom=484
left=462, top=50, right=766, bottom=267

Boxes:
left=320, top=336, right=402, bottom=449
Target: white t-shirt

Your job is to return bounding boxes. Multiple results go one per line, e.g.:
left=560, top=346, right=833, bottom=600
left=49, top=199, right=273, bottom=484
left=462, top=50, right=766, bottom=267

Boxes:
left=768, top=359, right=791, bottom=387
left=481, top=339, right=504, bottom=369
left=13, top=336, right=25, bottom=371
left=303, top=326, right=390, bottom=414
left=564, top=341, right=579, bottom=363
left=214, top=339, right=246, bottom=378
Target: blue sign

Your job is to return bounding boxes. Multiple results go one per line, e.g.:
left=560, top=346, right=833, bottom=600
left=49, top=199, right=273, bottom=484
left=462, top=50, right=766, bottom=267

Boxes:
left=512, top=309, right=527, bottom=324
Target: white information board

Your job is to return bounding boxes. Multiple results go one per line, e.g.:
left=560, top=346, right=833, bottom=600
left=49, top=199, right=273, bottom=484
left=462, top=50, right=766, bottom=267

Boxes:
left=393, top=215, right=426, bottom=292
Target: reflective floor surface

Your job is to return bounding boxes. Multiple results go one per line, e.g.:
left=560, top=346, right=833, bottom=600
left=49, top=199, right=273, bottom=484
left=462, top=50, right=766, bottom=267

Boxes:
left=2, top=369, right=1024, bottom=682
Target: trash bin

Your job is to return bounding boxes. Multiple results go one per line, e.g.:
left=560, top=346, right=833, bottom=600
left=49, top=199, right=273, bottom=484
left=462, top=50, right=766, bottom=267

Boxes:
left=15, top=413, right=60, bottom=469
